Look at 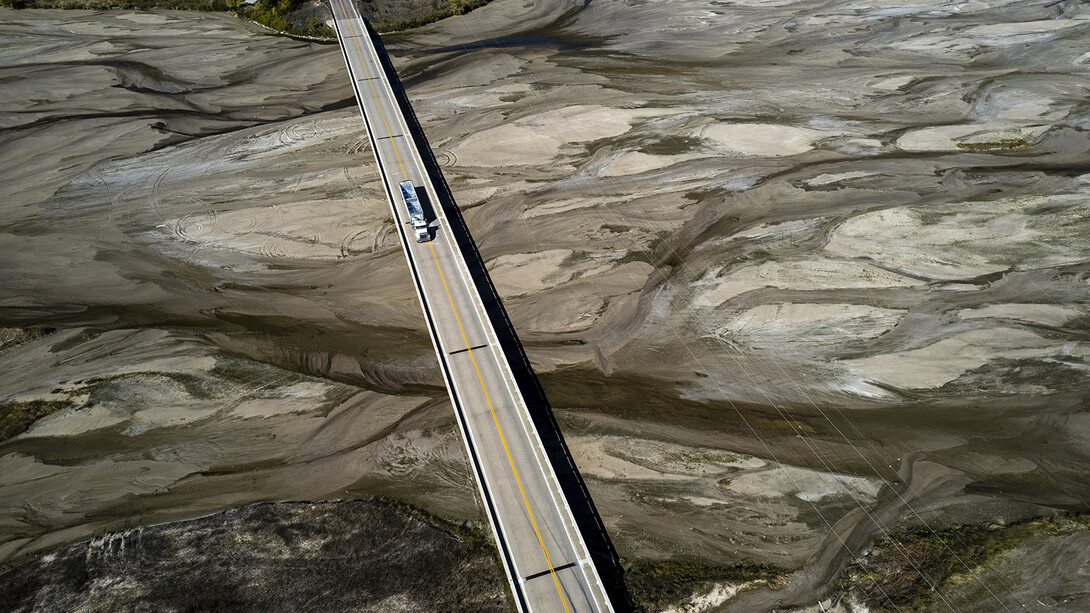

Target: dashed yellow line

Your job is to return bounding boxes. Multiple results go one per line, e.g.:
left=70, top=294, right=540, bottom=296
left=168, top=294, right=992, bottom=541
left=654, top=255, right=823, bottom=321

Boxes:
left=337, top=0, right=407, bottom=179
left=333, top=2, right=572, bottom=610
left=428, top=240, right=572, bottom=613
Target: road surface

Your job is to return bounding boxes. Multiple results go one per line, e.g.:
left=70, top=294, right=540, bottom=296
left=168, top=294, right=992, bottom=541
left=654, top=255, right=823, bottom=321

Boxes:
left=328, top=2, right=615, bottom=612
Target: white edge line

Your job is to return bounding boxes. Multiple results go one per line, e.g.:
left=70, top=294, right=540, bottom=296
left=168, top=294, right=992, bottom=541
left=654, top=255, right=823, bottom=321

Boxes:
left=360, top=21, right=615, bottom=613
left=328, top=5, right=528, bottom=612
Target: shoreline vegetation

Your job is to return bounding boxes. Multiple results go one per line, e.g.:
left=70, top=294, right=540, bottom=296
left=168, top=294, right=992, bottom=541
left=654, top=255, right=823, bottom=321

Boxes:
left=372, top=0, right=489, bottom=33
left=840, top=514, right=1090, bottom=611
left=0, top=0, right=494, bottom=38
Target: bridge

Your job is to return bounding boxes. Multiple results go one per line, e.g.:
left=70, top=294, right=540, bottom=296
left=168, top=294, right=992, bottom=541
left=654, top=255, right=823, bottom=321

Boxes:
left=328, top=2, right=616, bottom=611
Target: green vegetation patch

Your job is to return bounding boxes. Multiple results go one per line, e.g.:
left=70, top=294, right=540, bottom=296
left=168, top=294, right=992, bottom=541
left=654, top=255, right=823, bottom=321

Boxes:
left=0, top=0, right=335, bottom=39
left=4, top=0, right=238, bottom=12
left=245, top=0, right=332, bottom=38
left=844, top=515, right=1090, bottom=612
left=0, top=0, right=499, bottom=36
left=624, top=559, right=784, bottom=612
left=372, top=0, right=493, bottom=33
left=0, top=400, right=72, bottom=442
left=955, top=138, right=1029, bottom=152
left=0, top=327, right=52, bottom=353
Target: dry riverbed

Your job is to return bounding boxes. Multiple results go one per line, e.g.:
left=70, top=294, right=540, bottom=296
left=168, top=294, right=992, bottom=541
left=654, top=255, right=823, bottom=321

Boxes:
left=1, top=1, right=1089, bottom=611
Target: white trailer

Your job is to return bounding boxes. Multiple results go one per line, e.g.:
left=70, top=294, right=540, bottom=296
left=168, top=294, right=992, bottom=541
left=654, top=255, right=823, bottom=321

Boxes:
left=398, top=180, right=430, bottom=243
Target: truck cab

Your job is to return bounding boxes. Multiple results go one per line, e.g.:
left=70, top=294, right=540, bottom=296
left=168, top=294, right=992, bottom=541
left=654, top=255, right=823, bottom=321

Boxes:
left=398, top=180, right=431, bottom=243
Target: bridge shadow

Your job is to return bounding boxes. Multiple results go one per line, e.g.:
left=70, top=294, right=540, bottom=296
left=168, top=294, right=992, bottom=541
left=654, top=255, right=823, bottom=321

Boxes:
left=364, top=21, right=632, bottom=611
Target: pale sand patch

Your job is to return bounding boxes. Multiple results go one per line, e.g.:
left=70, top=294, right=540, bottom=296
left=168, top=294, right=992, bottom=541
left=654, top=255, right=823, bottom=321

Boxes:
left=699, top=122, right=836, bottom=157
left=515, top=294, right=608, bottom=335
left=410, top=48, right=525, bottom=91
left=662, top=582, right=747, bottom=613
left=872, top=75, right=915, bottom=91
left=570, top=435, right=763, bottom=481
left=60, top=19, right=195, bottom=39
left=519, top=195, right=620, bottom=219
left=0, top=454, right=69, bottom=488
left=598, top=151, right=707, bottom=177
left=958, top=303, right=1083, bottom=327
left=288, top=392, right=433, bottom=463
left=486, top=249, right=573, bottom=295
left=490, top=249, right=647, bottom=299
left=682, top=496, right=725, bottom=507
left=718, top=218, right=826, bottom=243
left=568, top=437, right=691, bottom=481
left=966, top=19, right=1086, bottom=43
left=20, top=404, right=129, bottom=439
left=726, top=465, right=883, bottom=503
left=721, top=303, right=906, bottom=347
left=973, top=88, right=1062, bottom=122
left=231, top=381, right=334, bottom=419
left=443, top=83, right=533, bottom=109
left=837, top=138, right=883, bottom=154
left=889, top=18, right=1085, bottom=54
left=604, top=436, right=765, bottom=476
left=443, top=91, right=511, bottom=110
left=844, top=328, right=1079, bottom=389
left=452, top=185, right=498, bottom=206
left=371, top=429, right=455, bottom=478
left=123, top=398, right=225, bottom=436
left=695, top=259, right=922, bottom=308
left=0, top=329, right=217, bottom=406
left=825, top=194, right=1090, bottom=280
left=805, top=170, right=874, bottom=186
left=451, top=123, right=565, bottom=167
left=506, top=260, right=653, bottom=335
left=895, top=123, right=1049, bottom=152
left=697, top=0, right=802, bottom=6
left=30, top=372, right=229, bottom=438
left=452, top=105, right=671, bottom=166
left=164, top=198, right=386, bottom=260
left=838, top=0, right=1013, bottom=18
left=1, top=458, right=200, bottom=516
left=494, top=83, right=532, bottom=94
left=580, top=257, right=634, bottom=279
left=114, top=12, right=175, bottom=25
left=229, top=115, right=359, bottom=159
left=838, top=375, right=899, bottom=400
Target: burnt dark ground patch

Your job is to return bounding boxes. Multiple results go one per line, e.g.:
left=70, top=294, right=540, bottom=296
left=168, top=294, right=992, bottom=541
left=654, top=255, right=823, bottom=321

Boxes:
left=0, top=499, right=509, bottom=613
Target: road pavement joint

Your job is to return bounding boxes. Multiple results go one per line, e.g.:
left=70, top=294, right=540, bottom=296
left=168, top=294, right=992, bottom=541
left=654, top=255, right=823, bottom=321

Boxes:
left=329, top=3, right=614, bottom=610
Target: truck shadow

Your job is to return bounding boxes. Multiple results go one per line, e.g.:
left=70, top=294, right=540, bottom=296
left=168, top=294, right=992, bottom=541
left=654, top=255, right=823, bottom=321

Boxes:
left=365, top=21, right=632, bottom=611
left=413, top=188, right=439, bottom=240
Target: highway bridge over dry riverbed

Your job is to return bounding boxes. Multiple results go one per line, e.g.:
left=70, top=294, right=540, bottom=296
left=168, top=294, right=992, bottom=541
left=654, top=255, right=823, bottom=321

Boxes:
left=328, top=2, right=615, bottom=611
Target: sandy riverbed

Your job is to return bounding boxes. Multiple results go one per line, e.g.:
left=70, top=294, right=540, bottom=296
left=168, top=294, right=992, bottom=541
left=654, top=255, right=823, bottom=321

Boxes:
left=2, top=1, right=1089, bottom=611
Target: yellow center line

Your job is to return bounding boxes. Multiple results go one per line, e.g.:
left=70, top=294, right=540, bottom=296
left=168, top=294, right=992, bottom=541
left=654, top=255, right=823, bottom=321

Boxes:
left=337, top=0, right=407, bottom=179
left=428, top=241, right=572, bottom=613
left=333, top=2, right=573, bottom=610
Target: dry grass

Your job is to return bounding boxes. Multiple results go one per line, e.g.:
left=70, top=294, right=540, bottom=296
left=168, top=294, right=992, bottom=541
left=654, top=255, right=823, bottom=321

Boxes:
left=0, top=400, right=71, bottom=442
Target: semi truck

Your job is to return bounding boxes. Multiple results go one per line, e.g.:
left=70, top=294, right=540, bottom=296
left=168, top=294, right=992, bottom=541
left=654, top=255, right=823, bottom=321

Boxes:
left=398, top=180, right=430, bottom=243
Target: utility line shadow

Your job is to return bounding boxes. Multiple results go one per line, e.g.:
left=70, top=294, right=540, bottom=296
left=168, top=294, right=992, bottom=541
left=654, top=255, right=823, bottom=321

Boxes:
left=364, top=20, right=632, bottom=611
